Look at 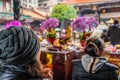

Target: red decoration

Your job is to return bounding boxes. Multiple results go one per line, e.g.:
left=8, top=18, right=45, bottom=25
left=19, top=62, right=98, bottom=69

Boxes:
left=79, top=32, right=92, bottom=47
left=80, top=40, right=86, bottom=47
left=48, top=37, right=56, bottom=45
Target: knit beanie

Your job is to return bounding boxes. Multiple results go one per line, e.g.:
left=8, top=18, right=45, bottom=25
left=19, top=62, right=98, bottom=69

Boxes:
left=0, top=26, right=40, bottom=66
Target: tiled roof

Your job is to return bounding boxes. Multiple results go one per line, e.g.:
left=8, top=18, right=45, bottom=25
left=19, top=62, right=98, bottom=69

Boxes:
left=22, top=8, right=46, bottom=19
left=61, top=0, right=119, bottom=5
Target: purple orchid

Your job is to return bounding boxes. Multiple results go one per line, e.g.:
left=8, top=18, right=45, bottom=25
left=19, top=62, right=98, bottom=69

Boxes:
left=71, top=16, right=98, bottom=32
left=4, top=20, right=22, bottom=29
left=41, top=18, right=59, bottom=30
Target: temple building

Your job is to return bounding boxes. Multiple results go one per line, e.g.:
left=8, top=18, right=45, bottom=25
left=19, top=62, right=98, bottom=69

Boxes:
left=62, top=0, right=120, bottom=22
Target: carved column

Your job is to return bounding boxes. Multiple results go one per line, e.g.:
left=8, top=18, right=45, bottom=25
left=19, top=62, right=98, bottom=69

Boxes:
left=13, top=0, right=20, bottom=20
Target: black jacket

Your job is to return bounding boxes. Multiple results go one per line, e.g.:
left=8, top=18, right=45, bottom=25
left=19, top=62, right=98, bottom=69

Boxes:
left=0, top=64, right=43, bottom=80
left=107, top=24, right=120, bottom=45
left=72, top=55, right=118, bottom=80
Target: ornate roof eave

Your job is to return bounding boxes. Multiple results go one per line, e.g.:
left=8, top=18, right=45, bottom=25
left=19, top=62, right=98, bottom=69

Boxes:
left=61, top=0, right=120, bottom=6
left=73, top=2, right=108, bottom=6
left=99, top=5, right=120, bottom=9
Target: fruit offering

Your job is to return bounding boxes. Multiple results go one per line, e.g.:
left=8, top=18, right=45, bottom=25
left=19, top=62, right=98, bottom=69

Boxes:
left=106, top=46, right=117, bottom=52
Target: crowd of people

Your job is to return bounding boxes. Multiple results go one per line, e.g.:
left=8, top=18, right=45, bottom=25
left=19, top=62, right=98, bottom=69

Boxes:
left=0, top=20, right=119, bottom=80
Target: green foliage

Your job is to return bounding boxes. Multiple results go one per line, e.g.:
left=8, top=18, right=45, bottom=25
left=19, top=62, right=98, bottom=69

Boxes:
left=79, top=32, right=92, bottom=40
left=47, top=29, right=56, bottom=38
left=59, top=37, right=70, bottom=45
left=47, top=32, right=56, bottom=38
left=51, top=4, right=77, bottom=20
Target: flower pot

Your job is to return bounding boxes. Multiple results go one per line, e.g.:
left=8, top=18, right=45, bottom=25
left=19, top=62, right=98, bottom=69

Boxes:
left=48, top=37, right=56, bottom=45
left=80, top=40, right=86, bottom=47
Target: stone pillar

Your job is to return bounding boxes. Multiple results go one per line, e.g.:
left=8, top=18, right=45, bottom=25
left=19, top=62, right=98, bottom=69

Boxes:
left=13, top=0, right=20, bottom=20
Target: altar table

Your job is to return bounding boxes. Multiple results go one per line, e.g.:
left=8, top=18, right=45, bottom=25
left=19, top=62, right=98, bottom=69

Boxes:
left=40, top=50, right=75, bottom=80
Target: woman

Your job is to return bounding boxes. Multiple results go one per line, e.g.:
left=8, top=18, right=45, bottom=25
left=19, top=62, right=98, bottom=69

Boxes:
left=72, top=37, right=118, bottom=80
left=0, top=27, right=52, bottom=80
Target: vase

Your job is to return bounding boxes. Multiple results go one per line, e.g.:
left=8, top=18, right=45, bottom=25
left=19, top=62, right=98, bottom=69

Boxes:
left=80, top=40, right=86, bottom=47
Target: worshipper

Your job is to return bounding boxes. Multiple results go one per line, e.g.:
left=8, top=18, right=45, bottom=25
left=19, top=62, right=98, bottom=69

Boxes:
left=0, top=27, right=53, bottom=80
left=72, top=37, right=118, bottom=80
left=107, top=20, right=120, bottom=45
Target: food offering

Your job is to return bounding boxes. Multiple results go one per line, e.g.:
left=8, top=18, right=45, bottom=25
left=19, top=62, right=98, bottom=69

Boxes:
left=105, top=44, right=120, bottom=54
left=104, top=44, right=120, bottom=74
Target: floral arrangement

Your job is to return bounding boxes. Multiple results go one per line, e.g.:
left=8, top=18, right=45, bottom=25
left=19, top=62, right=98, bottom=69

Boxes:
left=46, top=29, right=57, bottom=45
left=79, top=31, right=92, bottom=40
left=71, top=16, right=98, bottom=46
left=86, top=17, right=99, bottom=31
left=4, top=20, right=22, bottom=29
left=47, top=29, right=56, bottom=38
left=71, top=16, right=98, bottom=32
left=59, top=36, right=70, bottom=45
left=79, top=31, right=92, bottom=46
left=41, top=18, right=59, bottom=30
left=41, top=18, right=59, bottom=45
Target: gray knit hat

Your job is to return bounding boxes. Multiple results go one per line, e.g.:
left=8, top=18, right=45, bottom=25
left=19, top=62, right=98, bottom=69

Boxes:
left=0, top=27, right=40, bottom=66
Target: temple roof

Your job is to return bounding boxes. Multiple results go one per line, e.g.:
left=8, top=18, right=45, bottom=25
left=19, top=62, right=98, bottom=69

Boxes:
left=61, top=0, right=120, bottom=5
left=22, top=8, right=48, bottom=19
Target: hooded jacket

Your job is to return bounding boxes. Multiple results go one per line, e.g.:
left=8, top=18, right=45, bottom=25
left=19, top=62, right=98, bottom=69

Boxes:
left=72, top=54, right=118, bottom=80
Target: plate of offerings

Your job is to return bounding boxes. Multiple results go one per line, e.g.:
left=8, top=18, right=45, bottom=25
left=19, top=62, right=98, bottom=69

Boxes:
left=104, top=45, right=120, bottom=54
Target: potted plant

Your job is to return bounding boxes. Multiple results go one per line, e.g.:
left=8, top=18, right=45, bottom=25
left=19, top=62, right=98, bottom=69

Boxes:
left=79, top=31, right=92, bottom=46
left=71, top=16, right=98, bottom=47
left=47, top=29, right=56, bottom=45
left=41, top=18, right=59, bottom=45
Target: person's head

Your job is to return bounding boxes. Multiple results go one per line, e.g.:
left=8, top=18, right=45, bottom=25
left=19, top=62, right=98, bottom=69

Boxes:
left=0, top=26, right=51, bottom=78
left=0, top=26, right=40, bottom=66
left=114, top=20, right=119, bottom=24
left=30, top=20, right=43, bottom=33
left=84, top=37, right=104, bottom=57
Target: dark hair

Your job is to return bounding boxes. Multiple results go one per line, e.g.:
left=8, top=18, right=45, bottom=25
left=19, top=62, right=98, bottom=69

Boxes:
left=103, top=29, right=107, bottom=33
left=114, top=20, right=119, bottom=24
left=84, top=37, right=104, bottom=57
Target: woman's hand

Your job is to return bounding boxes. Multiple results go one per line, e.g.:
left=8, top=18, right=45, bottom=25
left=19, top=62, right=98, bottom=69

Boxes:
left=44, top=68, right=53, bottom=80
left=48, top=70, right=53, bottom=80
